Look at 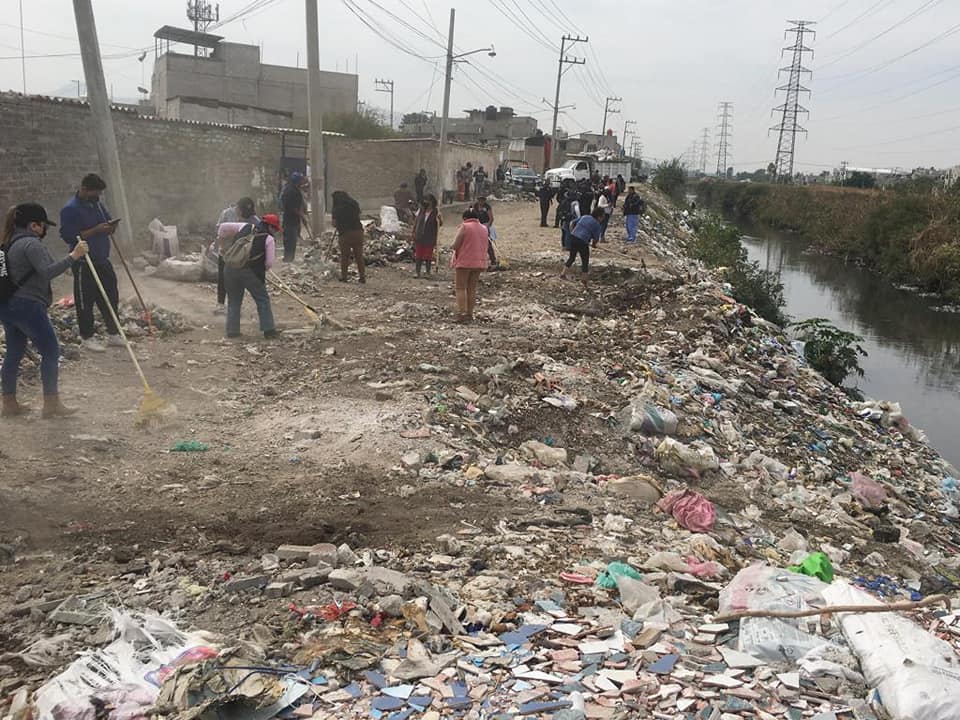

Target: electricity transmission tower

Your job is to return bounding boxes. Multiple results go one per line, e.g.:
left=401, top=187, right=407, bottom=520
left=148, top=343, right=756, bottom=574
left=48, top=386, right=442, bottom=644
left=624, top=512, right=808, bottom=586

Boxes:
left=698, top=127, right=710, bottom=174
left=715, top=102, right=733, bottom=177
left=771, top=20, right=815, bottom=183
left=374, top=78, right=395, bottom=128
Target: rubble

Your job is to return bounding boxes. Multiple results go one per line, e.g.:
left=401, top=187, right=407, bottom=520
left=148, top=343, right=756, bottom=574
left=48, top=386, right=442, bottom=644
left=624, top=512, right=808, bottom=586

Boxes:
left=3, top=186, right=960, bottom=720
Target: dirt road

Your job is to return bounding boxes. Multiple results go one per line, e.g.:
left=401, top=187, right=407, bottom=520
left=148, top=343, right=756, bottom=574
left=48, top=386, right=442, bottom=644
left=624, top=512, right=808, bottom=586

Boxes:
left=0, top=196, right=658, bottom=573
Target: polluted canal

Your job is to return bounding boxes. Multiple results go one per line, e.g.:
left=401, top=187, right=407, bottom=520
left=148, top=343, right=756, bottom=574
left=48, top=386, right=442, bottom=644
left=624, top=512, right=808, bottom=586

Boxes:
left=742, top=229, right=960, bottom=469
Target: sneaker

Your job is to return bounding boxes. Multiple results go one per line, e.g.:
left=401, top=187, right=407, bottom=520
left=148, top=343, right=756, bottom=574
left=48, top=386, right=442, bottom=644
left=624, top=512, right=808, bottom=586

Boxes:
left=82, top=338, right=106, bottom=353
left=106, top=334, right=125, bottom=347
left=264, top=329, right=281, bottom=339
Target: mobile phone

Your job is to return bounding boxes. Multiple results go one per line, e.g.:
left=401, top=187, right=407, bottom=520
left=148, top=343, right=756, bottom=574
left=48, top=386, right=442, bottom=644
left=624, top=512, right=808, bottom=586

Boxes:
left=107, top=218, right=121, bottom=226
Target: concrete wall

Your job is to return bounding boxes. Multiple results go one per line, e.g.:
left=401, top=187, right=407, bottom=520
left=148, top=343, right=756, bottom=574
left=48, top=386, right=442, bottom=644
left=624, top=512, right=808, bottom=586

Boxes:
left=0, top=94, right=501, bottom=248
left=325, top=138, right=501, bottom=208
left=165, top=97, right=293, bottom=127
left=152, top=45, right=357, bottom=129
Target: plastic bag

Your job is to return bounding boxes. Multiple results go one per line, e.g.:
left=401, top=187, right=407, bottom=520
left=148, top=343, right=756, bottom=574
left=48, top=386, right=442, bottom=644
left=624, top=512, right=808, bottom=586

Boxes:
left=719, top=564, right=834, bottom=663
left=655, top=438, right=719, bottom=474
left=823, top=581, right=960, bottom=720
left=596, top=561, right=642, bottom=589
left=618, top=400, right=678, bottom=435
left=656, top=488, right=716, bottom=532
left=35, top=610, right=215, bottom=720
left=788, top=552, right=834, bottom=582
left=849, top=471, right=887, bottom=509
left=379, top=206, right=401, bottom=233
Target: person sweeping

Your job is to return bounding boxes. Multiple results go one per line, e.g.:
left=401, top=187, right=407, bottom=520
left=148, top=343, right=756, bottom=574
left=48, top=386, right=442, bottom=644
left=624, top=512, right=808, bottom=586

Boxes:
left=217, top=214, right=280, bottom=339
left=0, top=203, right=89, bottom=418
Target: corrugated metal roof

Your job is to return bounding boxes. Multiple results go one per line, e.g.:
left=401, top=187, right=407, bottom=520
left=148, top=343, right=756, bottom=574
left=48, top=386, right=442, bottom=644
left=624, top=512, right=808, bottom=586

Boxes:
left=0, top=91, right=344, bottom=136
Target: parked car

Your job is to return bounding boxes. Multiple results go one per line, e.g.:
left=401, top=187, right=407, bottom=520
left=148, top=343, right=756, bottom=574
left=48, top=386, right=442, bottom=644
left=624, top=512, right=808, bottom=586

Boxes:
left=505, top=166, right=541, bottom=191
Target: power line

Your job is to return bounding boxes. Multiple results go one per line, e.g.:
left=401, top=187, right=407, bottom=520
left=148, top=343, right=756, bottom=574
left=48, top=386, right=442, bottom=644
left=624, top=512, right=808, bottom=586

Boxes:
left=486, top=0, right=558, bottom=53
left=818, top=0, right=944, bottom=70
left=361, top=0, right=446, bottom=50
left=822, top=0, right=896, bottom=40
left=340, top=0, right=441, bottom=64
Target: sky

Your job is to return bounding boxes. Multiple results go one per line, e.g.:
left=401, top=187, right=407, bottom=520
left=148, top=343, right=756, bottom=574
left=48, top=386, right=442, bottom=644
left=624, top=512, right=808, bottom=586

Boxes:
left=2, top=0, right=959, bottom=172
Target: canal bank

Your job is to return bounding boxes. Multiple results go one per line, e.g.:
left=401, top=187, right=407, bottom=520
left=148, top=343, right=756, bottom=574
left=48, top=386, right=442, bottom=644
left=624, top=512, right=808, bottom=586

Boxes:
left=741, top=229, right=960, bottom=468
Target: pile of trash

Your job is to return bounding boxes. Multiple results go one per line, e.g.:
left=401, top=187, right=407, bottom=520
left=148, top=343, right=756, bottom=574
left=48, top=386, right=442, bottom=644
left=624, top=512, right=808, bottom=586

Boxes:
left=3, top=187, right=960, bottom=720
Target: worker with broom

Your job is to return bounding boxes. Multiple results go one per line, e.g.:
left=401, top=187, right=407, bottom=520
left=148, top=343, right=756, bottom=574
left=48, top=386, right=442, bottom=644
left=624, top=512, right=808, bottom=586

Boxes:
left=214, top=197, right=259, bottom=316
left=59, top=173, right=123, bottom=353
left=0, top=203, right=89, bottom=418
left=217, top=214, right=281, bottom=339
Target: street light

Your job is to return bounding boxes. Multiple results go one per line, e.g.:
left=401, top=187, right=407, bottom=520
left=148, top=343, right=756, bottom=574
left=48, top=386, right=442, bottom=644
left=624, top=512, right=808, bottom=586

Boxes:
left=438, top=7, right=496, bottom=202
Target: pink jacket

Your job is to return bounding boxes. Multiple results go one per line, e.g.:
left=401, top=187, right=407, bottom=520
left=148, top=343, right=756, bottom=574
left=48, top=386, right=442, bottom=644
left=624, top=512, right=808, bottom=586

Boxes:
left=451, top=219, right=490, bottom=270
left=217, top=221, right=276, bottom=270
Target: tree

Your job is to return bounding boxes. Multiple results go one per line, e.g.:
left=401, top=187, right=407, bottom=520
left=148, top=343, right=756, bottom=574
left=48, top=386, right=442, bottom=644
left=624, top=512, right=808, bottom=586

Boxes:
left=653, top=159, right=686, bottom=200
left=842, top=171, right=876, bottom=189
left=767, top=162, right=777, bottom=179
left=323, top=106, right=396, bottom=139
left=792, top=318, right=867, bottom=387
left=400, top=112, right=433, bottom=130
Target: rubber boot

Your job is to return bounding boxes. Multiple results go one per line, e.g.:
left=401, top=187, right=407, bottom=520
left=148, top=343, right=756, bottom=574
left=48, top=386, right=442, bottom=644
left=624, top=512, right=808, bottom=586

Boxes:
left=1, top=395, right=29, bottom=417
left=42, top=395, right=78, bottom=419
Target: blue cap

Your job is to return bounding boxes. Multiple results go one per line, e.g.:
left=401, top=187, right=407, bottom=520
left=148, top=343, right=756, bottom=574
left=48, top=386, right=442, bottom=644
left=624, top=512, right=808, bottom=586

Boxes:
left=290, top=172, right=304, bottom=184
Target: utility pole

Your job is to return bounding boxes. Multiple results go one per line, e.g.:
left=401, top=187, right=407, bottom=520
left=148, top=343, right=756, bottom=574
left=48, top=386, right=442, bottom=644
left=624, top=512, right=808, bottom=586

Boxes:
left=186, top=0, right=219, bottom=56
left=715, top=101, right=733, bottom=177
left=601, top=96, right=621, bottom=137
left=771, top=20, right=815, bottom=184
left=550, top=34, right=587, bottom=168
left=438, top=9, right=456, bottom=201
left=622, top=119, right=635, bottom=157
left=18, top=0, right=26, bottom=94
left=374, top=78, right=395, bottom=129
left=305, top=0, right=325, bottom=233
left=72, top=0, right=133, bottom=253
left=698, top=127, right=710, bottom=174
left=437, top=11, right=495, bottom=200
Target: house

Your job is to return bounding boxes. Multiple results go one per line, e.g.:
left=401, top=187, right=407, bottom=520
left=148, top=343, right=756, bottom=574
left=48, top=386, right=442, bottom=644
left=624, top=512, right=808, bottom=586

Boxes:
left=401, top=105, right=537, bottom=147
left=150, top=26, right=357, bottom=128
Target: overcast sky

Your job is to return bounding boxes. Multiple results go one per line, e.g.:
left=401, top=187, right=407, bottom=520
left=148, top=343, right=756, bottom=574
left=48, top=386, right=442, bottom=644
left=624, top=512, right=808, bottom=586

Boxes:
left=2, top=0, right=958, bottom=171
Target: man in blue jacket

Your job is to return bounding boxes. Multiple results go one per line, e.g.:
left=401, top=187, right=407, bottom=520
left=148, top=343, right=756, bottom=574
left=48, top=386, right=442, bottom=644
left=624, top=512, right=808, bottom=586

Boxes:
left=60, top=173, right=122, bottom=353
left=560, top=207, right=604, bottom=281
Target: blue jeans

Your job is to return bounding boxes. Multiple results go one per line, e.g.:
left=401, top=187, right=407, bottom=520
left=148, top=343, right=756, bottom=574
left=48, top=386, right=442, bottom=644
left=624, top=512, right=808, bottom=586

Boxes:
left=224, top=267, right=275, bottom=336
left=625, top=214, right=639, bottom=242
left=0, top=296, right=60, bottom=396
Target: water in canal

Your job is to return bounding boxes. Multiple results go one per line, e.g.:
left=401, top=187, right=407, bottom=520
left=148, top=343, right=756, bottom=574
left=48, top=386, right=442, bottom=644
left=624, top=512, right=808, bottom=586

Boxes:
left=740, top=231, right=960, bottom=469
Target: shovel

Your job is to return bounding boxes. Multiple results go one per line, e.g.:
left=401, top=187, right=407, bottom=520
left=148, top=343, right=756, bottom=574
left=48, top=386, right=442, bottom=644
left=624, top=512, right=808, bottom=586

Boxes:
left=82, top=252, right=175, bottom=427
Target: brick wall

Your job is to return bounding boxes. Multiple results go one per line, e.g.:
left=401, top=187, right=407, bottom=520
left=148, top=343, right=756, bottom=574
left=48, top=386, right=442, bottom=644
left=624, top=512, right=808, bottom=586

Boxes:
left=0, top=93, right=282, bottom=240
left=0, top=93, right=500, bottom=247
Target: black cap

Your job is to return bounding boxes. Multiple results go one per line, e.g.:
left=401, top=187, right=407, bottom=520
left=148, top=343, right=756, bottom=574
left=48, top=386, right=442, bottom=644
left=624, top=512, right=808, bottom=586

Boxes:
left=14, top=203, right=57, bottom=227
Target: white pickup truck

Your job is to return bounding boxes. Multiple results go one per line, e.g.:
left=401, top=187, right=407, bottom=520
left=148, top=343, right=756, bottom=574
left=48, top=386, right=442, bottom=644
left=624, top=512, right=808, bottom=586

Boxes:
left=543, top=157, right=632, bottom=187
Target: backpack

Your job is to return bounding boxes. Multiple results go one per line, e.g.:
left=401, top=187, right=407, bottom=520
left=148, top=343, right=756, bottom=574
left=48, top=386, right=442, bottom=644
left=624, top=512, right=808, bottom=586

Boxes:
left=0, top=237, right=33, bottom=304
left=221, top=223, right=265, bottom=270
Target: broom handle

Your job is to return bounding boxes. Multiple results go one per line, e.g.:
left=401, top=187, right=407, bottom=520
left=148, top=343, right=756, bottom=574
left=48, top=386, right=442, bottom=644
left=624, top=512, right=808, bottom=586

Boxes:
left=267, top=270, right=317, bottom=313
left=110, top=236, right=150, bottom=319
left=83, top=252, right=152, bottom=394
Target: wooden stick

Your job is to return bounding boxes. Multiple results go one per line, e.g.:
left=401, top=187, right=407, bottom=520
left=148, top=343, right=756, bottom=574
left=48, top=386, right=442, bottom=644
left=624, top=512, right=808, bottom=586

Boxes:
left=715, top=593, right=951, bottom=623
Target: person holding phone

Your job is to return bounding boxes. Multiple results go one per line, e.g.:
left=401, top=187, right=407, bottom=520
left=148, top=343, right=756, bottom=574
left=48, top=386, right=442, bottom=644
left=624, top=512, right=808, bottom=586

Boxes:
left=60, top=173, right=123, bottom=352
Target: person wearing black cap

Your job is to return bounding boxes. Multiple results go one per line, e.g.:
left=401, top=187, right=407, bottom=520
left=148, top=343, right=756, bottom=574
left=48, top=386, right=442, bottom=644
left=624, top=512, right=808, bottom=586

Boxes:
left=280, top=172, right=308, bottom=262
left=0, top=203, right=89, bottom=418
left=60, top=173, right=122, bottom=353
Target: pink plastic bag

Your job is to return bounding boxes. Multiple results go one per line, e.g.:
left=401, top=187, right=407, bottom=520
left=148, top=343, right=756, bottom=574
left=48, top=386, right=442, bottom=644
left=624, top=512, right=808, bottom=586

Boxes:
left=684, top=556, right=723, bottom=578
left=849, top=471, right=886, bottom=509
left=657, top=488, right=716, bottom=532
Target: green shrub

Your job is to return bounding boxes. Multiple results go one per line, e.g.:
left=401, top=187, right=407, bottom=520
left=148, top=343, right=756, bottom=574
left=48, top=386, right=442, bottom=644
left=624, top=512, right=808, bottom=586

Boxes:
left=688, top=220, right=746, bottom=267
left=654, top=159, right=687, bottom=201
left=726, top=262, right=787, bottom=326
left=792, top=318, right=867, bottom=387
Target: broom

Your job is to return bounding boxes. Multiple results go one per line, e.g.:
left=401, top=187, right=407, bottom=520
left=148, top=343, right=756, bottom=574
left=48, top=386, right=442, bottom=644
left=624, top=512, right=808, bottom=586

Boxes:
left=82, top=251, right=175, bottom=427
